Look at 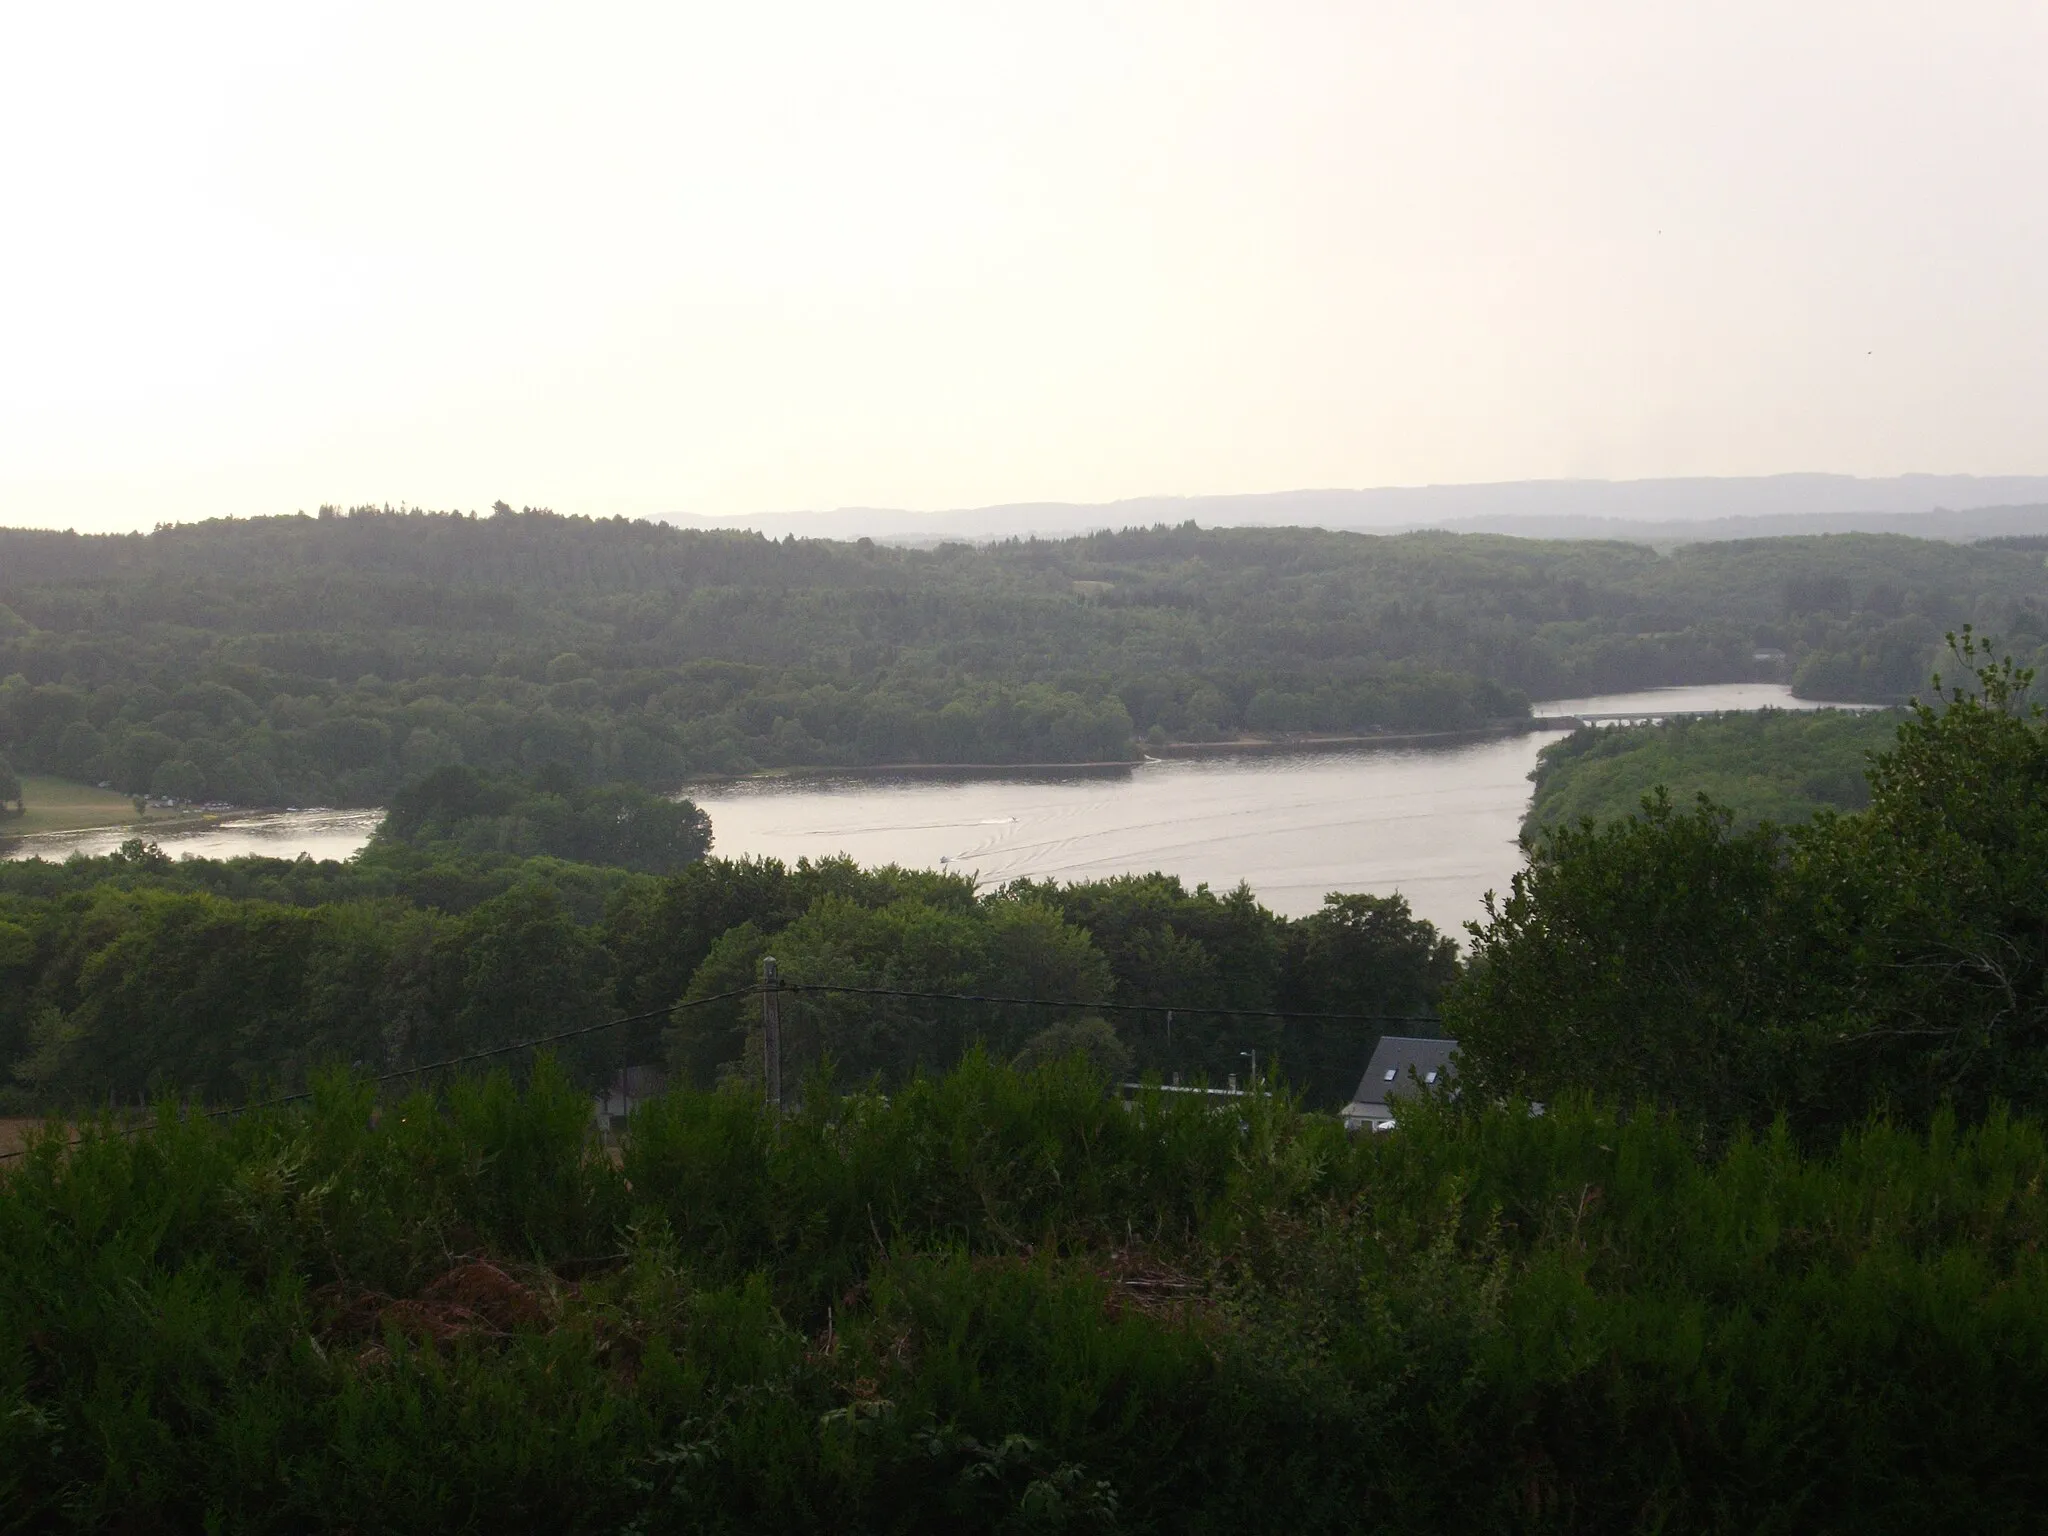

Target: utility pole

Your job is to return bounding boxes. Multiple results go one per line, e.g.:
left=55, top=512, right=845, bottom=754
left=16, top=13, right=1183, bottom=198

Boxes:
left=617, top=1027, right=629, bottom=1141
left=761, top=955, right=782, bottom=1118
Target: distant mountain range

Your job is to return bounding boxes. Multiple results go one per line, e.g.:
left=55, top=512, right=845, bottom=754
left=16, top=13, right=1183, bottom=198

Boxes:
left=1436, top=504, right=2048, bottom=547
left=661, top=474, right=2048, bottom=546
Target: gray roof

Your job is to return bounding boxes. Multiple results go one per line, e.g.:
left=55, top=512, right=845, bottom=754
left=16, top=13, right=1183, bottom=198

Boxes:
left=1347, top=1036, right=1458, bottom=1109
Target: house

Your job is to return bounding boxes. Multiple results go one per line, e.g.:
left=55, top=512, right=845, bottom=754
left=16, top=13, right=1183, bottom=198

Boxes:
left=594, top=1064, right=668, bottom=1132
left=1340, top=1035, right=1456, bottom=1131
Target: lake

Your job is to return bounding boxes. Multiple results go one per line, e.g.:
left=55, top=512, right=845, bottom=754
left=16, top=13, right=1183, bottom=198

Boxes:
left=1, top=808, right=387, bottom=869
left=4, top=684, right=1862, bottom=937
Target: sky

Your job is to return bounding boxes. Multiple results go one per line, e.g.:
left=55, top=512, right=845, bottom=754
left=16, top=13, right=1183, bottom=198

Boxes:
left=3, top=1, right=2045, bottom=533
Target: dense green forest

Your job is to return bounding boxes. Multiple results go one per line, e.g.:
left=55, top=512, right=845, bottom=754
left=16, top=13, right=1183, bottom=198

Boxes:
left=3, top=506, right=2044, bottom=806
left=8, top=635, right=2048, bottom=1526
left=0, top=839, right=1450, bottom=1116
left=6, top=629, right=2047, bottom=1137
left=1523, top=707, right=1904, bottom=832
left=373, top=764, right=713, bottom=874
left=1457, top=633, right=2048, bottom=1137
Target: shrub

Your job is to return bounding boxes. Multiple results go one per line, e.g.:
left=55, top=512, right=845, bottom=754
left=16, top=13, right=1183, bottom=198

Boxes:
left=3, top=1059, right=2045, bottom=1529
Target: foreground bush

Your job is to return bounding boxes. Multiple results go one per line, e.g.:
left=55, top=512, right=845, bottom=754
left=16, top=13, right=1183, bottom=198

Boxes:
left=3, top=1057, right=2045, bottom=1531
left=1455, top=638, right=2048, bottom=1137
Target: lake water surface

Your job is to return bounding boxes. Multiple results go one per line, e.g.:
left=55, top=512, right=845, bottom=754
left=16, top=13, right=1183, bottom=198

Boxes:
left=5, top=684, right=1862, bottom=938
left=2, top=809, right=386, bottom=869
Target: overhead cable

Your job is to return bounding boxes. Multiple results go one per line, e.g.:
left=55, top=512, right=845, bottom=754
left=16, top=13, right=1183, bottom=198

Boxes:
left=779, top=980, right=1436, bottom=1025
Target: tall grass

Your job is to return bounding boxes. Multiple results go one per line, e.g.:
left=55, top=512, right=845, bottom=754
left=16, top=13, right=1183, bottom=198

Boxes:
left=2, top=1056, right=2044, bottom=1531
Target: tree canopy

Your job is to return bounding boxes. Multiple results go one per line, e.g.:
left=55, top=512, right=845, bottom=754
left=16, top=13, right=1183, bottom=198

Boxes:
left=374, top=764, right=712, bottom=874
left=1453, top=631, right=2048, bottom=1136
left=3, top=508, right=2041, bottom=805
left=0, top=832, right=1454, bottom=1111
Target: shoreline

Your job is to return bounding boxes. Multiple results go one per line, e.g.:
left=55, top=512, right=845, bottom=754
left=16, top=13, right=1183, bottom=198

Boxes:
left=1143, top=719, right=1553, bottom=758
left=682, top=758, right=1144, bottom=786
left=5, top=720, right=1562, bottom=847
left=682, top=718, right=1551, bottom=787
left=0, top=804, right=359, bottom=860
left=0, top=807, right=245, bottom=854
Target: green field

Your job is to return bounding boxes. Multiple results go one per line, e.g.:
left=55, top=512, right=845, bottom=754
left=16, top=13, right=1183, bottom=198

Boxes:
left=6, top=774, right=147, bottom=837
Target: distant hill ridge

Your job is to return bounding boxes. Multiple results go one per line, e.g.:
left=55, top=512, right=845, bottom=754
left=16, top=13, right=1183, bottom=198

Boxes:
left=661, top=475, right=2048, bottom=546
left=1444, top=503, right=2048, bottom=548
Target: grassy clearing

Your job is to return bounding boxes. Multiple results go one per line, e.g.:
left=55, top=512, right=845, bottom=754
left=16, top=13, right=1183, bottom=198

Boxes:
left=3, top=1056, right=2045, bottom=1531
left=5, top=774, right=147, bottom=837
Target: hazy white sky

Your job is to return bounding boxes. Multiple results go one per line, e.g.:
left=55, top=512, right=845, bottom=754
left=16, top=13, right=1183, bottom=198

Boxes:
left=3, top=1, right=2044, bottom=532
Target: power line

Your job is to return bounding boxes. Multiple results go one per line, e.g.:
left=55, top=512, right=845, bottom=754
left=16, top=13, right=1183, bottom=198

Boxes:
left=0, top=976, right=1438, bottom=1163
left=780, top=980, right=1437, bottom=1025
left=391, top=989, right=746, bottom=1081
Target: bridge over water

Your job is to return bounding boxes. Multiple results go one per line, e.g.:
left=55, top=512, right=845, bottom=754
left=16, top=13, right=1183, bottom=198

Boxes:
left=1534, top=709, right=1751, bottom=729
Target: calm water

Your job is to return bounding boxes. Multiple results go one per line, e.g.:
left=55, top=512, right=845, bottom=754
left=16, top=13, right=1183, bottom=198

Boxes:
left=687, top=683, right=1855, bottom=933
left=2, top=808, right=385, bottom=867
left=4, top=684, right=1862, bottom=938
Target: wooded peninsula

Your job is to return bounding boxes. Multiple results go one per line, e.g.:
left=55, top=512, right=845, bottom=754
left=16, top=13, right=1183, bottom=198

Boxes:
left=1524, top=706, right=1906, bottom=832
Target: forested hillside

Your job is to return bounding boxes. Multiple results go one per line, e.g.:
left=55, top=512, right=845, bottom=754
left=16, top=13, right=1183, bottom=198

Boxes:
left=2, top=507, right=2042, bottom=806
left=1524, top=708, right=1904, bottom=832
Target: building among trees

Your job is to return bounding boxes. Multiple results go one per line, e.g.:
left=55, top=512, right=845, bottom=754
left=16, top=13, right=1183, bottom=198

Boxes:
left=1341, top=1035, right=1457, bottom=1130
